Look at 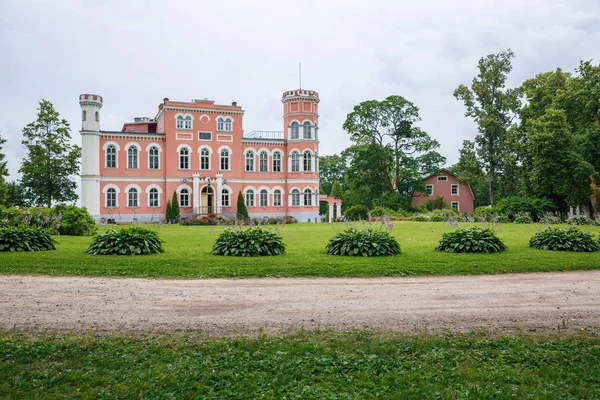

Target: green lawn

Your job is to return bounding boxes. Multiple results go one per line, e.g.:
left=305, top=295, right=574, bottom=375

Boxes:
left=1, top=330, right=598, bottom=399
left=0, top=222, right=599, bottom=278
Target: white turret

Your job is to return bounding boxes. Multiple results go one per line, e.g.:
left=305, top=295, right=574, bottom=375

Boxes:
left=79, top=94, right=103, bottom=219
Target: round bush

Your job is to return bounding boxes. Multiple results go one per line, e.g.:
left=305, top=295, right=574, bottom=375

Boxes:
left=413, top=214, right=429, bottom=222
left=567, top=216, right=596, bottom=226
left=436, top=228, right=506, bottom=253
left=0, top=227, right=56, bottom=252
left=529, top=227, right=599, bottom=252
left=326, top=228, right=401, bottom=256
left=344, top=205, right=369, bottom=221
left=87, top=227, right=164, bottom=255
left=55, top=205, right=98, bottom=236
left=212, top=228, right=285, bottom=256
left=513, top=215, right=533, bottom=224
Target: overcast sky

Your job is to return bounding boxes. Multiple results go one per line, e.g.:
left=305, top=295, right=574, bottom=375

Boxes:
left=1, top=0, right=598, bottom=184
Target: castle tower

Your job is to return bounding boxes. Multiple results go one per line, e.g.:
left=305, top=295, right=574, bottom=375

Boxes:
left=79, top=94, right=103, bottom=218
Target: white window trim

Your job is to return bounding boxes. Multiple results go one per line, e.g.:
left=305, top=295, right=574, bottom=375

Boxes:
left=176, top=144, right=192, bottom=171
left=124, top=184, right=142, bottom=208
left=272, top=151, right=283, bottom=173
left=289, top=150, right=301, bottom=173
left=221, top=187, right=231, bottom=207
left=258, top=186, right=270, bottom=207
left=102, top=184, right=121, bottom=208
left=198, top=146, right=212, bottom=171
left=177, top=184, right=192, bottom=208
left=104, top=142, right=119, bottom=169
left=218, top=146, right=232, bottom=171
left=451, top=184, right=459, bottom=196
left=271, top=186, right=284, bottom=207
left=425, top=184, right=434, bottom=196
left=244, top=186, right=257, bottom=208
left=451, top=201, right=460, bottom=212
left=198, top=131, right=212, bottom=141
left=146, top=143, right=162, bottom=170
left=124, top=142, right=141, bottom=170
left=175, top=113, right=194, bottom=130
left=258, top=149, right=269, bottom=173
left=216, top=115, right=234, bottom=132
left=290, top=186, right=301, bottom=207
left=244, top=148, right=256, bottom=172
left=437, top=176, right=448, bottom=182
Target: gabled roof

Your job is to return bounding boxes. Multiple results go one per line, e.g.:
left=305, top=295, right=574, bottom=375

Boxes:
left=424, top=168, right=476, bottom=201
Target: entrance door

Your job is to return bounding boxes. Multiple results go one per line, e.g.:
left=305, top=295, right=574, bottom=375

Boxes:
left=201, top=186, right=214, bottom=214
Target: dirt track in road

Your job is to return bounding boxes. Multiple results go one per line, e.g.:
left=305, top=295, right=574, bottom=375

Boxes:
left=1, top=271, right=599, bottom=335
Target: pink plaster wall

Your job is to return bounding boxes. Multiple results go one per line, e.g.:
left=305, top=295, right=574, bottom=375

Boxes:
left=411, top=170, right=475, bottom=213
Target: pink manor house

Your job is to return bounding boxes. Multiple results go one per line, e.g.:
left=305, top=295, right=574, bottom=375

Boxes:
left=79, top=89, right=337, bottom=223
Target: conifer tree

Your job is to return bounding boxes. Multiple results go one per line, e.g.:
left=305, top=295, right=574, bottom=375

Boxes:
left=236, top=191, right=249, bottom=218
left=330, top=180, right=343, bottom=199
left=165, top=199, right=172, bottom=223
left=171, top=191, right=180, bottom=222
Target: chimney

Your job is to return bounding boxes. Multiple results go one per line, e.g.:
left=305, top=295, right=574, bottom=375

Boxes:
left=163, top=97, right=169, bottom=103
left=232, top=101, right=237, bottom=106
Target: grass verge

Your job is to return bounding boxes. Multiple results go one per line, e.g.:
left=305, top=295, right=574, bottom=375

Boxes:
left=0, top=222, right=599, bottom=278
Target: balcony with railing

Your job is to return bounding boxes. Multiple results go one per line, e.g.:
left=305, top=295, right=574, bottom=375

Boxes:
left=243, top=130, right=285, bottom=140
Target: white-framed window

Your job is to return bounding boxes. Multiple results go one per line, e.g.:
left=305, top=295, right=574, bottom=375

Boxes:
left=198, top=131, right=211, bottom=140
left=82, top=110, right=87, bottom=121
left=149, top=188, right=159, bottom=207
left=272, top=151, right=282, bottom=172
left=217, top=118, right=224, bottom=131
left=179, top=147, right=190, bottom=170
left=224, top=118, right=232, bottom=131
left=177, top=115, right=192, bottom=129
left=128, top=188, right=139, bottom=207
left=451, top=184, right=459, bottom=196
left=303, top=151, right=312, bottom=172
left=425, top=184, right=433, bottom=196
left=303, top=188, right=312, bottom=206
left=217, top=117, right=232, bottom=131
left=273, top=189, right=282, bottom=207
left=127, top=147, right=138, bottom=169
left=200, top=148, right=210, bottom=170
left=148, top=146, right=159, bottom=170
left=246, top=189, right=255, bottom=207
left=437, top=176, right=448, bottom=182
left=303, top=121, right=311, bottom=139
left=451, top=201, right=460, bottom=211
left=106, top=145, right=117, bottom=168
left=245, top=151, right=254, bottom=172
left=180, top=189, right=190, bottom=207
left=291, top=151, right=300, bottom=172
left=291, top=189, right=301, bottom=206
left=291, top=122, right=299, bottom=139
left=106, top=188, right=117, bottom=208
left=260, top=189, right=268, bottom=207
left=176, top=115, right=184, bottom=129
left=221, top=189, right=230, bottom=207
left=220, top=149, right=230, bottom=170
left=259, top=151, right=268, bottom=172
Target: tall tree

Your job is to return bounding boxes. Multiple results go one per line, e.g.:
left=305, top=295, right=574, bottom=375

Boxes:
left=342, top=95, right=445, bottom=197
left=453, top=49, right=521, bottom=205
left=5, top=181, right=29, bottom=207
left=236, top=191, right=248, bottom=218
left=330, top=180, right=343, bottom=199
left=450, top=140, right=490, bottom=207
left=318, top=154, right=347, bottom=196
left=0, top=134, right=8, bottom=206
left=171, top=191, right=180, bottom=221
left=19, top=100, right=81, bottom=207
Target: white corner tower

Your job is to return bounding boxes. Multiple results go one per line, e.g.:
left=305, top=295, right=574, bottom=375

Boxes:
left=79, top=94, right=103, bottom=219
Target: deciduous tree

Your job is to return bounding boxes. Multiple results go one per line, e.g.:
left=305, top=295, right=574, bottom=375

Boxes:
left=0, top=134, right=8, bottom=206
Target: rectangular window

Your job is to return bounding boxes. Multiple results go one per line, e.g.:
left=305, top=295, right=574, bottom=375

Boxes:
left=222, top=191, right=230, bottom=207
left=149, top=192, right=159, bottom=207
left=437, top=176, right=447, bottom=181
left=260, top=192, right=268, bottom=207
left=180, top=191, right=189, bottom=207
left=451, top=184, right=459, bottom=196
left=425, top=184, right=433, bottom=196
left=246, top=192, right=255, bottom=207
left=273, top=191, right=282, bottom=207
left=246, top=156, right=254, bottom=172
left=106, top=192, right=116, bottom=208
left=451, top=201, right=460, bottom=211
left=273, top=156, right=281, bottom=172
left=198, top=132, right=212, bottom=141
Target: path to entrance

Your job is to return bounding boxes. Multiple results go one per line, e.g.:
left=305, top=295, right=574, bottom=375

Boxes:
left=1, top=271, right=599, bottom=335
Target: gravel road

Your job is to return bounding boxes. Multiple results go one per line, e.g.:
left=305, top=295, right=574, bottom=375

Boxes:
left=1, top=271, right=599, bottom=335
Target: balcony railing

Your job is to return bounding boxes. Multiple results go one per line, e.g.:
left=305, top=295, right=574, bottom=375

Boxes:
left=243, top=130, right=284, bottom=140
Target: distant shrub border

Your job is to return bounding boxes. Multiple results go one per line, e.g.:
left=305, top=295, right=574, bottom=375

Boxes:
left=181, top=215, right=296, bottom=226
left=436, top=228, right=506, bottom=253
left=87, top=227, right=164, bottom=255
left=326, top=228, right=401, bottom=257
left=529, top=227, right=599, bottom=252
left=212, top=228, right=286, bottom=257
left=0, top=227, right=56, bottom=252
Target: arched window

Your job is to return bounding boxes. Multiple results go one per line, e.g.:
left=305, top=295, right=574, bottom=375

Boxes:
left=106, top=145, right=116, bottom=168
left=184, top=115, right=192, bottom=129
left=127, top=147, right=138, bottom=169
left=95, top=111, right=99, bottom=122
left=245, top=189, right=255, bottom=207
left=180, top=189, right=190, bottom=207
left=200, top=148, right=210, bottom=170
left=273, top=189, right=282, bottom=207
left=259, top=151, right=268, bottom=172
left=303, top=188, right=312, bottom=206
left=272, top=152, right=281, bottom=172
left=303, top=151, right=312, bottom=172
left=82, top=110, right=87, bottom=121
left=291, top=189, right=301, bottom=206
left=245, top=151, right=254, bottom=172
left=217, top=118, right=225, bottom=131
left=148, top=146, right=159, bottom=170
left=291, top=151, right=300, bottom=172
left=220, top=149, right=230, bottom=170
left=260, top=189, right=268, bottom=207
left=221, top=189, right=230, bottom=207
left=176, top=115, right=184, bottom=129
left=224, top=118, right=232, bottom=131
left=149, top=188, right=159, bottom=207
left=128, top=188, right=139, bottom=207
left=106, top=188, right=117, bottom=208
left=303, top=121, right=311, bottom=139
left=291, top=122, right=299, bottom=139
left=179, top=147, right=189, bottom=170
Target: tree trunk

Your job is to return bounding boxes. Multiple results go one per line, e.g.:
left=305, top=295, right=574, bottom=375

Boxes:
left=489, top=168, right=496, bottom=207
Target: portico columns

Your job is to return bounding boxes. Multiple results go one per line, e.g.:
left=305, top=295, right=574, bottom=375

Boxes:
left=329, top=202, right=334, bottom=222
left=336, top=202, right=342, bottom=219
left=216, top=173, right=223, bottom=213
left=192, top=171, right=200, bottom=214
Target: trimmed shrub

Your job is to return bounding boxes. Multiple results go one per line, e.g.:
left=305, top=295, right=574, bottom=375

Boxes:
left=370, top=206, right=396, bottom=217
left=212, top=228, right=285, bottom=256
left=436, top=228, right=506, bottom=253
left=0, top=227, right=56, bottom=252
left=54, top=205, right=97, bottom=236
left=344, top=204, right=369, bottom=221
left=326, top=228, right=400, bottom=256
left=529, top=227, right=599, bottom=252
left=513, top=215, right=533, bottom=224
left=87, top=227, right=164, bottom=255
